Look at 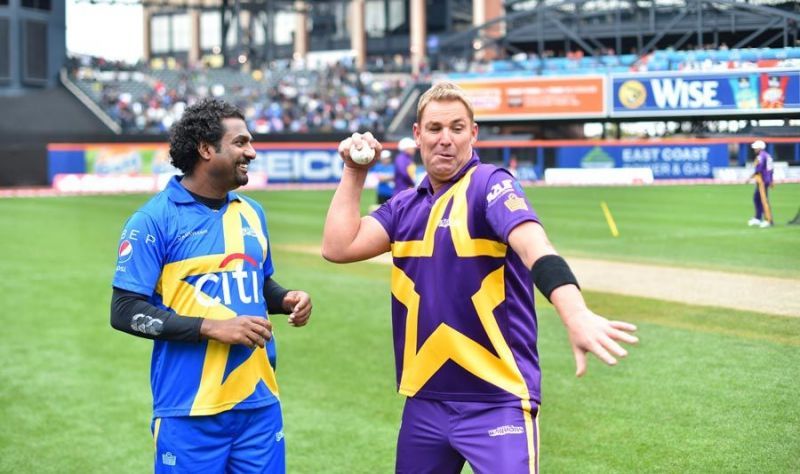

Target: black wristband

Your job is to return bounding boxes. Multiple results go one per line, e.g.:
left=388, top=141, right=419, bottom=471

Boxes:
left=530, top=255, right=580, bottom=302
left=263, top=278, right=291, bottom=314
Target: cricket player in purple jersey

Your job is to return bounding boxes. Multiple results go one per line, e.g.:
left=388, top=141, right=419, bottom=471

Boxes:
left=748, top=140, right=774, bottom=228
left=393, top=137, right=418, bottom=196
left=322, top=82, right=638, bottom=473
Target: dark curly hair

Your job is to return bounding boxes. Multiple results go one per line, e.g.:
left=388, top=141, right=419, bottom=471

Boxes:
left=169, top=98, right=245, bottom=175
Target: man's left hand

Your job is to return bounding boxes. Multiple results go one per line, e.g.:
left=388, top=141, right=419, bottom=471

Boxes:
left=283, top=290, right=312, bottom=327
left=564, top=309, right=638, bottom=377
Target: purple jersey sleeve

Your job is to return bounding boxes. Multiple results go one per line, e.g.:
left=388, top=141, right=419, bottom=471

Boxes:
left=484, top=169, right=539, bottom=242
left=370, top=198, right=395, bottom=240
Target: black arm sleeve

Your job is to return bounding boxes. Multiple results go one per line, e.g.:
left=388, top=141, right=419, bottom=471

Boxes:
left=110, top=287, right=203, bottom=342
left=263, top=278, right=291, bottom=314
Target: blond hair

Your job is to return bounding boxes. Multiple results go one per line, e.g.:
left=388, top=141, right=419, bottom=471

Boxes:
left=416, top=82, right=475, bottom=124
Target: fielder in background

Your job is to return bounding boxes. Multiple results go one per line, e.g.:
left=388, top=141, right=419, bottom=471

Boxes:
left=748, top=140, right=775, bottom=228
left=374, top=149, right=395, bottom=205
left=322, top=82, right=638, bottom=473
left=110, top=98, right=312, bottom=473
left=393, top=137, right=417, bottom=196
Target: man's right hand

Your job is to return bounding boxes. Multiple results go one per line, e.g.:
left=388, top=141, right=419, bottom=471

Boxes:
left=200, top=316, right=273, bottom=349
left=338, top=132, right=382, bottom=169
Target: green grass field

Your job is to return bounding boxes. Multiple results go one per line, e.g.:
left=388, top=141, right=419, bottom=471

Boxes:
left=0, top=183, right=798, bottom=473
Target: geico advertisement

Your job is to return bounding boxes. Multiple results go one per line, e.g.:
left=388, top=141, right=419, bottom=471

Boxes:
left=249, top=149, right=343, bottom=182
left=48, top=145, right=345, bottom=185
left=611, top=69, right=800, bottom=117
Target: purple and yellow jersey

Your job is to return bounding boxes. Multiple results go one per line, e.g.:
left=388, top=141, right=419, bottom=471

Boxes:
left=393, top=151, right=417, bottom=196
left=113, top=176, right=279, bottom=418
left=754, top=150, right=774, bottom=187
left=371, top=153, right=542, bottom=403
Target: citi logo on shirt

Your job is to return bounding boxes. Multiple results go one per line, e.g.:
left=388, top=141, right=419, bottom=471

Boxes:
left=193, top=253, right=262, bottom=307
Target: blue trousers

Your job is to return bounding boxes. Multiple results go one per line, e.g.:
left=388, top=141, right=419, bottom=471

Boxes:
left=152, top=403, right=285, bottom=473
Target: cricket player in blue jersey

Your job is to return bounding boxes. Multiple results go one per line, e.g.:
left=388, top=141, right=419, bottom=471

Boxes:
left=374, top=149, right=395, bottom=205
left=110, top=98, right=312, bottom=473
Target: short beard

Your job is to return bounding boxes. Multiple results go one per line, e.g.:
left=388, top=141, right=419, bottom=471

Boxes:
left=235, top=172, right=249, bottom=187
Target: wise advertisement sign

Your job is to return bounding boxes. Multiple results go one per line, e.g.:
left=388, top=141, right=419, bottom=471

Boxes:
left=556, top=144, right=729, bottom=179
left=48, top=144, right=346, bottom=190
left=612, top=69, right=800, bottom=117
left=452, top=76, right=606, bottom=120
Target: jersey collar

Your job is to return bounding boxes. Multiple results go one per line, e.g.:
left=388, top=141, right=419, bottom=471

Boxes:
left=418, top=151, right=479, bottom=194
left=165, top=175, right=242, bottom=204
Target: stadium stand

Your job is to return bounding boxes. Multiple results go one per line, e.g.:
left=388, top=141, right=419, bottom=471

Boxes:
left=65, top=46, right=800, bottom=137
left=66, top=59, right=410, bottom=134
left=444, top=46, right=800, bottom=79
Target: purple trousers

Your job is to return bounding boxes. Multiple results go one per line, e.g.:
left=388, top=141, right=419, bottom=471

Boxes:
left=753, top=185, right=771, bottom=220
left=395, top=397, right=539, bottom=474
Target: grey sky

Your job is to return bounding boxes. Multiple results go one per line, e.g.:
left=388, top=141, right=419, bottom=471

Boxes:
left=66, top=0, right=144, bottom=62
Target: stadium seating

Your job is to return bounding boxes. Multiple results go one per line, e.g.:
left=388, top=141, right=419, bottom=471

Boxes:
left=67, top=60, right=409, bottom=134
left=66, top=46, right=800, bottom=134
left=444, top=46, right=800, bottom=79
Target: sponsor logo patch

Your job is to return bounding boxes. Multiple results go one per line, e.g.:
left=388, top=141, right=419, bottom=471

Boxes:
left=161, top=451, right=176, bottom=466
left=177, top=229, right=208, bottom=242
left=242, top=227, right=259, bottom=238
left=117, top=240, right=133, bottom=263
left=487, top=179, right=514, bottom=204
left=504, top=193, right=529, bottom=212
left=488, top=425, right=525, bottom=437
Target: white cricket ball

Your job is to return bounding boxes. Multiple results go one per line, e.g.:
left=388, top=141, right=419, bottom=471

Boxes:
left=349, top=144, right=376, bottom=165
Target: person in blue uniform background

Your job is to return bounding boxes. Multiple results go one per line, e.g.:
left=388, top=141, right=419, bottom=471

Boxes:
left=374, top=149, right=395, bottom=205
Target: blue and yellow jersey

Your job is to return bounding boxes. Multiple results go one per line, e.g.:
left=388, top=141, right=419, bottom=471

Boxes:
left=113, top=176, right=279, bottom=417
left=371, top=154, right=543, bottom=403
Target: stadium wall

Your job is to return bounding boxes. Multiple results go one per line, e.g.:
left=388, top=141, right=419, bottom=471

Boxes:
left=41, top=136, right=800, bottom=192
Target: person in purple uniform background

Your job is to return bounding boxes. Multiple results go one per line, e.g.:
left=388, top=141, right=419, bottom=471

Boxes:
left=392, top=137, right=417, bottom=196
left=322, top=82, right=638, bottom=473
left=747, top=140, right=774, bottom=228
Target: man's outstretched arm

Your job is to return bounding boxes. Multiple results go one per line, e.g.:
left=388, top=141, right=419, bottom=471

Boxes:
left=508, top=221, right=638, bottom=377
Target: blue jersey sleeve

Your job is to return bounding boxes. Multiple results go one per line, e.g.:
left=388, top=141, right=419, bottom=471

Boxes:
left=112, top=211, right=167, bottom=297
left=484, top=169, right=539, bottom=242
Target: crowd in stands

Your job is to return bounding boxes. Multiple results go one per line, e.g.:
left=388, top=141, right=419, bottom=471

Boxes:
left=68, top=45, right=800, bottom=134
left=68, top=56, right=408, bottom=134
